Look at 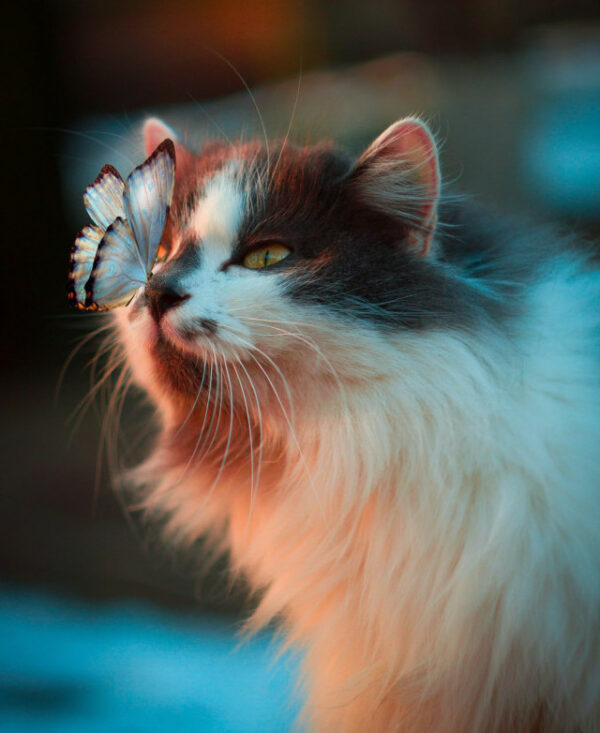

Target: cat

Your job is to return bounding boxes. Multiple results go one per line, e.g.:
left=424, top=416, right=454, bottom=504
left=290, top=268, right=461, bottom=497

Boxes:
left=112, top=115, right=600, bottom=732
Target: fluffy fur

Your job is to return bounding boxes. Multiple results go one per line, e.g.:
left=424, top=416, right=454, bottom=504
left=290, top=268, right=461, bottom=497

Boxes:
left=113, top=116, right=600, bottom=731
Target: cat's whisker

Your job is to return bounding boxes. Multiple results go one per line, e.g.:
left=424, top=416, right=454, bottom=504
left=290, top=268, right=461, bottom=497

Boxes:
left=239, top=342, right=323, bottom=513
left=174, top=354, right=232, bottom=545
left=205, top=357, right=236, bottom=499
left=245, top=316, right=352, bottom=420
left=109, top=369, right=135, bottom=472
left=231, top=358, right=256, bottom=502
left=270, top=63, right=303, bottom=186
left=234, top=356, right=265, bottom=529
left=237, top=355, right=265, bottom=481
left=55, top=319, right=114, bottom=406
left=157, top=351, right=229, bottom=544
left=174, top=342, right=226, bottom=496
left=242, top=145, right=269, bottom=219
left=232, top=310, right=350, bottom=387
left=177, top=345, right=217, bottom=483
left=198, top=342, right=226, bottom=465
left=237, top=337, right=296, bottom=425
left=88, top=332, right=122, bottom=391
left=108, top=364, right=156, bottom=550
left=94, top=362, right=132, bottom=514
left=186, top=92, right=235, bottom=148
left=66, top=342, right=126, bottom=444
left=173, top=356, right=208, bottom=439
left=205, top=47, right=271, bottom=179
left=37, top=126, right=137, bottom=169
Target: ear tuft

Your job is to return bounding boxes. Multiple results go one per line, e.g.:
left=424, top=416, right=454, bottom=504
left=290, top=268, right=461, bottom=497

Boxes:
left=354, top=117, right=440, bottom=255
left=143, top=118, right=178, bottom=157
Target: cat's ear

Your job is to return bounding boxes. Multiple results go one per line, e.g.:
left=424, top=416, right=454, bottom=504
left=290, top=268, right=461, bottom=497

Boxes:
left=143, top=118, right=177, bottom=155
left=143, top=117, right=192, bottom=172
left=352, top=118, right=440, bottom=256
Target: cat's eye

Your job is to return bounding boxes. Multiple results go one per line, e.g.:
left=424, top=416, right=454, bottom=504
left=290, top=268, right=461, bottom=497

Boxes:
left=242, top=243, right=291, bottom=270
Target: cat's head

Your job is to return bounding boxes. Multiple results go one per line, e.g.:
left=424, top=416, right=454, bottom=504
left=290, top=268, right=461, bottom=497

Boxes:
left=116, top=116, right=443, bottom=427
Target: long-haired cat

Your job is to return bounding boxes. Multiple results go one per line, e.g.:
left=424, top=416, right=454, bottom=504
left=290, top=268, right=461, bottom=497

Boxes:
left=111, top=115, right=600, bottom=732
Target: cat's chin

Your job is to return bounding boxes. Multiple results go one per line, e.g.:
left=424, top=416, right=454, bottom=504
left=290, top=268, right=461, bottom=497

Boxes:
left=118, top=306, right=203, bottom=399
left=148, top=332, right=209, bottom=399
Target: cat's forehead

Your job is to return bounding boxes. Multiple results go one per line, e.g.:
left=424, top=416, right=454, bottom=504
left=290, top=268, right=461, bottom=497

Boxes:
left=174, top=143, right=353, bottom=250
left=190, top=162, right=246, bottom=256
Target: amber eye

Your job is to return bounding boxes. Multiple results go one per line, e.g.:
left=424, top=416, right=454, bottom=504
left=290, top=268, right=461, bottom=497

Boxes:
left=242, top=243, right=291, bottom=270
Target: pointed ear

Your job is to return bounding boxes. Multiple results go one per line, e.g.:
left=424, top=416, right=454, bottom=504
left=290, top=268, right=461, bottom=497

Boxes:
left=142, top=117, right=193, bottom=173
left=143, top=117, right=178, bottom=156
left=352, top=118, right=440, bottom=256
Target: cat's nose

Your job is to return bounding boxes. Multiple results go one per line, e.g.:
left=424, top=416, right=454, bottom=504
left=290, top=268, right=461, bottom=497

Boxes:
left=145, top=277, right=190, bottom=322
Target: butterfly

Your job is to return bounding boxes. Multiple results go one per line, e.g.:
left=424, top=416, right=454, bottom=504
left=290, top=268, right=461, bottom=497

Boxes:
left=67, top=139, right=176, bottom=311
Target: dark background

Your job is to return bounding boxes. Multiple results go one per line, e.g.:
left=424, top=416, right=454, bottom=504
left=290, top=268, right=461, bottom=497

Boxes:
left=3, top=0, right=600, bottom=614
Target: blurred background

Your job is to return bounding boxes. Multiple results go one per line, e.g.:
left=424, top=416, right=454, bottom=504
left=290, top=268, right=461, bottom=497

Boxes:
left=3, top=0, right=600, bottom=730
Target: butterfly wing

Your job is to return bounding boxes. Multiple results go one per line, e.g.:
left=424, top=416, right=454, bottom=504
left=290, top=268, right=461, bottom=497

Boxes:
left=123, top=139, right=175, bottom=276
left=83, top=164, right=125, bottom=230
left=84, top=218, right=147, bottom=310
left=67, top=225, right=104, bottom=309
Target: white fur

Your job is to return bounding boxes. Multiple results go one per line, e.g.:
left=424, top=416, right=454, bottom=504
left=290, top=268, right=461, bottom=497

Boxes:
left=190, top=166, right=245, bottom=262
left=116, top=161, right=600, bottom=731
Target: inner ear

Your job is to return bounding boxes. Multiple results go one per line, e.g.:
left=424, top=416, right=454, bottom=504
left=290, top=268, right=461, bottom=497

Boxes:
left=353, top=118, right=440, bottom=256
left=143, top=118, right=177, bottom=156
left=142, top=117, right=193, bottom=175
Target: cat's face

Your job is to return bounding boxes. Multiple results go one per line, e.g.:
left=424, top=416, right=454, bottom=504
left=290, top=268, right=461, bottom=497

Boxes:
left=116, top=118, right=442, bottom=425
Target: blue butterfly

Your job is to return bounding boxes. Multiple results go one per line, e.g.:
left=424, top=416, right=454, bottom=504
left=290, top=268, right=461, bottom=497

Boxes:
left=68, top=139, right=175, bottom=311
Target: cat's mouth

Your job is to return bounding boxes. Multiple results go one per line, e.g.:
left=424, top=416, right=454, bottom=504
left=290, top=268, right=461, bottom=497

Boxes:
left=126, top=293, right=259, bottom=396
left=128, top=292, right=216, bottom=352
left=158, top=316, right=225, bottom=360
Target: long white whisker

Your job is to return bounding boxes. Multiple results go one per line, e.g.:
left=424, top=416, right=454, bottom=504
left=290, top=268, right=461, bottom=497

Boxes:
left=173, top=356, right=207, bottom=438
left=35, top=127, right=136, bottom=169
left=238, top=338, right=296, bottom=425
left=107, top=369, right=148, bottom=545
left=66, top=344, right=126, bottom=444
left=231, top=358, right=255, bottom=496
left=233, top=356, right=265, bottom=529
left=94, top=363, right=131, bottom=510
left=270, top=64, right=303, bottom=184
left=237, top=339, right=322, bottom=513
left=186, top=92, right=235, bottom=148
left=204, top=47, right=270, bottom=176
left=55, top=320, right=113, bottom=406
left=206, top=357, right=236, bottom=497
left=198, top=342, right=225, bottom=463
left=170, top=347, right=215, bottom=490
left=241, top=315, right=351, bottom=417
